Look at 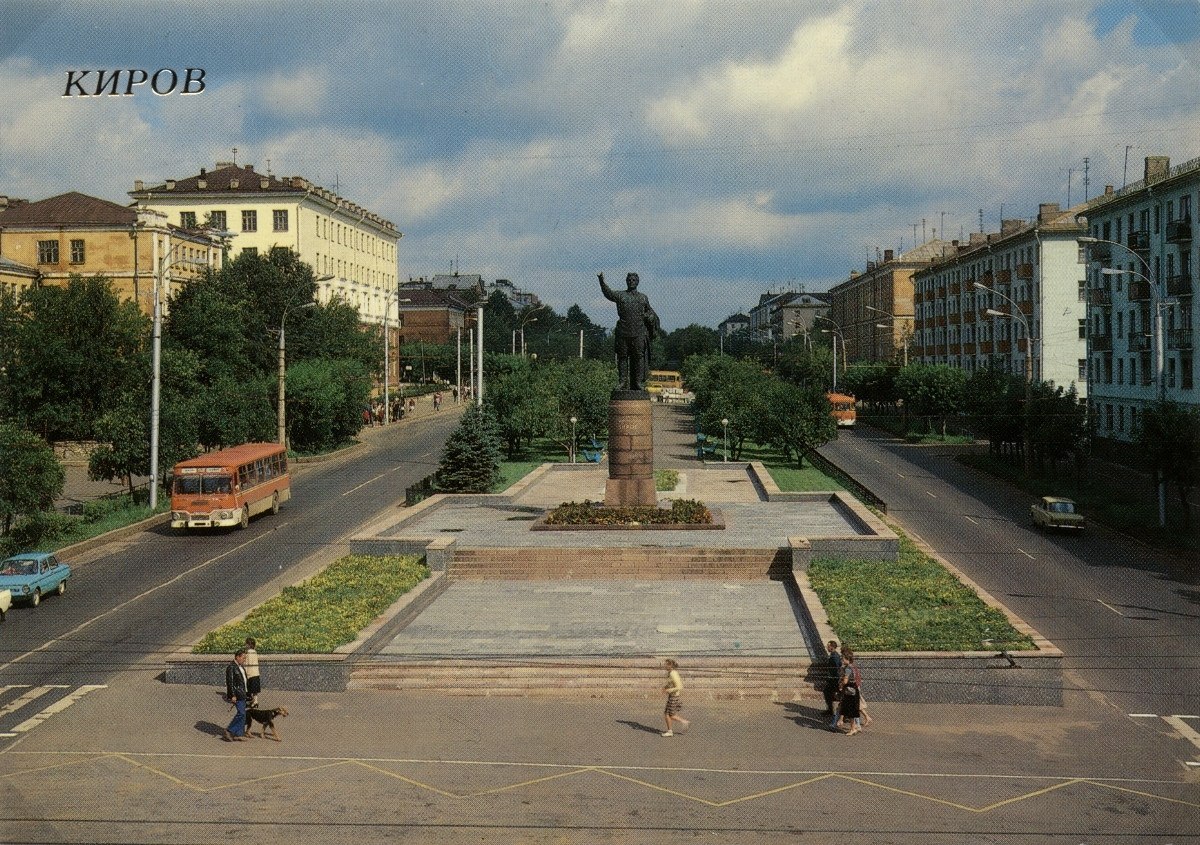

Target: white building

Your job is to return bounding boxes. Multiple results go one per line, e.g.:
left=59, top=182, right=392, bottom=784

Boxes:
left=1080, top=154, right=1199, bottom=442
left=912, top=202, right=1088, bottom=397
left=130, top=162, right=401, bottom=324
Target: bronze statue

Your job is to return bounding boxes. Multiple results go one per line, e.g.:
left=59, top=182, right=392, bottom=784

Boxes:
left=598, top=271, right=660, bottom=391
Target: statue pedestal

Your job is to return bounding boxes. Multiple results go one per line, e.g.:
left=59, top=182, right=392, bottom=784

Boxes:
left=605, top=390, right=656, bottom=508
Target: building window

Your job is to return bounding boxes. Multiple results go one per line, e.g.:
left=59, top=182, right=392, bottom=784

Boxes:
left=180, top=211, right=197, bottom=229
left=1078, top=359, right=1087, bottom=381
left=37, top=240, right=59, bottom=264
left=209, top=210, right=227, bottom=231
left=242, top=247, right=258, bottom=257
left=242, top=210, right=257, bottom=232
left=69, top=239, right=85, bottom=264
left=273, top=209, right=289, bottom=232
left=1078, top=319, right=1086, bottom=340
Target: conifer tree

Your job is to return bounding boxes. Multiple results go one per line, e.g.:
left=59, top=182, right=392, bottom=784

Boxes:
left=437, top=404, right=502, bottom=493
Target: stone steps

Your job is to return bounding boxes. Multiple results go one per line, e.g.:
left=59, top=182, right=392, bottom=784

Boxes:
left=447, top=548, right=790, bottom=580
left=349, top=659, right=824, bottom=700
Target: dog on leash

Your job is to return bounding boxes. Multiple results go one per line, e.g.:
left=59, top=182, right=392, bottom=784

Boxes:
left=246, top=706, right=288, bottom=741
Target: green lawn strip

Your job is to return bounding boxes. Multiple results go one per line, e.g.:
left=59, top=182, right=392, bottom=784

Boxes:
left=493, top=437, right=570, bottom=492
left=193, top=554, right=429, bottom=654
left=730, top=439, right=845, bottom=493
left=808, top=532, right=1034, bottom=652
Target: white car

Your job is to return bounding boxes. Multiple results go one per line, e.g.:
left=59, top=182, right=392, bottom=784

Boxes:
left=0, top=587, right=10, bottom=621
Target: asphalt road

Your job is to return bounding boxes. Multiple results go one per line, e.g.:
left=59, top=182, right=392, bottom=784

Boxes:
left=817, top=425, right=1200, bottom=717
left=0, top=411, right=461, bottom=689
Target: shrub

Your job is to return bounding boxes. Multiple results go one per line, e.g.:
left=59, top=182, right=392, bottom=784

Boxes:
left=545, top=498, right=712, bottom=525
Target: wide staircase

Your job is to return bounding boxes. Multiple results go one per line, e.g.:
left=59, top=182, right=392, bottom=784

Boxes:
left=349, top=657, right=824, bottom=701
left=447, top=547, right=792, bottom=580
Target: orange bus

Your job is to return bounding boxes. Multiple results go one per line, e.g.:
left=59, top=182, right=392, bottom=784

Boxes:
left=827, top=392, right=857, bottom=428
left=170, top=443, right=291, bottom=530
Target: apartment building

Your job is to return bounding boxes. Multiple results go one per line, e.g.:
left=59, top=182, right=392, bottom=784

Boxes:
left=827, top=240, right=949, bottom=364
left=1080, top=154, right=1199, bottom=443
left=747, top=291, right=829, bottom=342
left=129, top=163, right=400, bottom=324
left=911, top=202, right=1087, bottom=396
left=0, top=192, right=223, bottom=314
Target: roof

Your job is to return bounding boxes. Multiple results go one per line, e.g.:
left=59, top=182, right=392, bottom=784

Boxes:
left=0, top=192, right=135, bottom=227
left=173, top=442, right=285, bottom=470
left=397, top=288, right=472, bottom=310
left=0, top=255, right=36, bottom=274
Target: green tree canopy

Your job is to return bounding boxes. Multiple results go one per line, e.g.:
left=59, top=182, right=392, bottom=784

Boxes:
left=0, top=423, right=65, bottom=536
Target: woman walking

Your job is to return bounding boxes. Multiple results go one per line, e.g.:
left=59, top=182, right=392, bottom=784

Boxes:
left=836, top=646, right=863, bottom=736
left=661, top=659, right=690, bottom=737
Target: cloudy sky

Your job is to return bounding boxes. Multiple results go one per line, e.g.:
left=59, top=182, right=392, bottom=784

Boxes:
left=3, top=1, right=1200, bottom=329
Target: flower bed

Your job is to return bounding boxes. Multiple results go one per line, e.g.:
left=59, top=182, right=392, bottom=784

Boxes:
left=543, top=498, right=712, bottom=526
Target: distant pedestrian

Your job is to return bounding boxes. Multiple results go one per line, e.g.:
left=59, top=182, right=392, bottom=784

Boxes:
left=243, top=637, right=261, bottom=706
left=407, top=397, right=416, bottom=413
left=452, top=386, right=459, bottom=403
left=821, top=639, right=842, bottom=717
left=661, top=658, right=690, bottom=736
left=835, top=646, right=862, bottom=735
left=362, top=408, right=372, bottom=427
left=223, top=649, right=249, bottom=742
left=433, top=391, right=442, bottom=411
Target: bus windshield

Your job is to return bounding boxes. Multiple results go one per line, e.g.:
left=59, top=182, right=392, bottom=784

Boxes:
left=174, top=475, right=233, bottom=495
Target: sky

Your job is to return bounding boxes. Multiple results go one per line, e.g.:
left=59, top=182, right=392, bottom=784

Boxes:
left=2, top=0, right=1200, bottom=330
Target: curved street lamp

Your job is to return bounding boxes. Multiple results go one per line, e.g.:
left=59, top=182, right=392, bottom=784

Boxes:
left=975, top=281, right=1033, bottom=477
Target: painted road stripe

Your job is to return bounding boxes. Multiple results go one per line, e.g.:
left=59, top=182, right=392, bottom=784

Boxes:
left=964, top=515, right=979, bottom=524
left=0, top=685, right=67, bottom=718
left=11, top=685, right=106, bottom=733
left=1097, top=599, right=1125, bottom=617
left=342, top=463, right=407, bottom=496
left=925, top=491, right=937, bottom=498
left=1017, top=548, right=1035, bottom=560
left=1163, top=716, right=1200, bottom=755
left=1129, top=714, right=1158, bottom=718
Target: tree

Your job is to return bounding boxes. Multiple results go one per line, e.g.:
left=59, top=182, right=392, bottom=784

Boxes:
left=895, top=364, right=967, bottom=437
left=761, top=381, right=836, bottom=468
left=662, top=324, right=718, bottom=368
left=1138, top=400, right=1200, bottom=528
left=438, top=403, right=502, bottom=493
left=536, top=358, right=615, bottom=459
left=8, top=275, right=145, bottom=441
left=0, top=423, right=65, bottom=536
left=285, top=358, right=372, bottom=453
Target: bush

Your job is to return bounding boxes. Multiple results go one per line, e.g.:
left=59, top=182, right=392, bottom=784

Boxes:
left=545, top=498, right=712, bottom=525
left=3, top=510, right=80, bottom=555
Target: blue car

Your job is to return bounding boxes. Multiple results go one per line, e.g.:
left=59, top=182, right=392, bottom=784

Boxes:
left=0, top=552, right=71, bottom=608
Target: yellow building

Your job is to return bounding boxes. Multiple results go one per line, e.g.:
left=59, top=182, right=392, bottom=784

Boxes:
left=129, top=163, right=401, bottom=324
left=0, top=192, right=222, bottom=314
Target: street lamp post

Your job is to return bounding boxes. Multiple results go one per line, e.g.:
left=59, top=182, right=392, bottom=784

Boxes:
left=1080, top=235, right=1169, bottom=527
left=277, top=301, right=318, bottom=447
left=382, top=293, right=412, bottom=424
left=570, top=416, right=578, bottom=464
left=974, top=281, right=1033, bottom=477
left=866, top=305, right=910, bottom=366
left=815, top=315, right=844, bottom=389
left=721, top=417, right=729, bottom=462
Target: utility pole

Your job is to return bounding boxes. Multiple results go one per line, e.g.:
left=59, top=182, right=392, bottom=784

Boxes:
left=1083, top=156, right=1090, bottom=201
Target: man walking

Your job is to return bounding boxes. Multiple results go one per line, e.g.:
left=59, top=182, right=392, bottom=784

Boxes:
left=821, top=639, right=843, bottom=718
left=223, top=649, right=249, bottom=742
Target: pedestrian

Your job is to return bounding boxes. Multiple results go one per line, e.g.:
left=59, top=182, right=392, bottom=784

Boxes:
left=362, top=407, right=372, bottom=427
left=407, top=397, right=416, bottom=413
left=835, top=646, right=863, bottom=735
left=223, top=649, right=250, bottom=742
left=821, top=639, right=843, bottom=717
left=433, top=391, right=442, bottom=411
left=243, top=637, right=261, bottom=707
left=661, top=658, right=690, bottom=736
left=452, top=386, right=459, bottom=403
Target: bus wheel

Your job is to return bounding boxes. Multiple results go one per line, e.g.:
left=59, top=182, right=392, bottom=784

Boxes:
left=271, top=492, right=281, bottom=515
left=239, top=507, right=250, bottom=529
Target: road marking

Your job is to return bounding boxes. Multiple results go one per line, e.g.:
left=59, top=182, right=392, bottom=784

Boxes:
left=896, top=472, right=906, bottom=478
left=1129, top=713, right=1158, bottom=718
left=0, top=531, right=277, bottom=673
left=1163, top=716, right=1200, bottom=755
left=1016, top=548, right=1035, bottom=560
left=0, top=685, right=32, bottom=695
left=342, top=464, right=407, bottom=496
left=0, top=685, right=68, bottom=718
left=11, top=685, right=106, bottom=733
left=1096, top=599, right=1125, bottom=617
left=963, top=515, right=978, bottom=524
left=925, top=490, right=937, bottom=498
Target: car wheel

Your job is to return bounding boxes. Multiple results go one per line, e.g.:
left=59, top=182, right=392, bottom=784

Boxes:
left=0, top=607, right=5, bottom=622
left=56, top=580, right=66, bottom=596
left=30, top=589, right=40, bottom=608
left=239, top=506, right=250, bottom=529
left=271, top=492, right=280, bottom=516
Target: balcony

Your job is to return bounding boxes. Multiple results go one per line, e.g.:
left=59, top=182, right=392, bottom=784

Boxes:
left=1086, top=242, right=1112, bottom=262
left=948, top=343, right=961, bottom=356
left=949, top=282, right=961, bottom=295
left=1089, top=288, right=1112, bottom=306
left=1128, top=334, right=1151, bottom=353
left=980, top=271, right=994, bottom=286
left=1016, top=263, right=1034, bottom=280
left=978, top=342, right=993, bottom=354
left=1018, top=300, right=1033, bottom=316
left=1167, top=217, right=1193, bottom=243
left=1167, top=272, right=1193, bottom=297
left=998, top=340, right=1012, bottom=354
left=1128, top=279, right=1152, bottom=301
left=1092, top=333, right=1113, bottom=351
left=948, top=312, right=961, bottom=324
left=996, top=269, right=1012, bottom=285
left=1168, top=327, right=1195, bottom=350
left=1128, top=230, right=1150, bottom=251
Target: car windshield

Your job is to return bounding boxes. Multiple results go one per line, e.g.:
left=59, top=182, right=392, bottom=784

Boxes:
left=1050, top=502, right=1076, bottom=513
left=174, top=475, right=233, bottom=495
left=0, top=559, right=38, bottom=576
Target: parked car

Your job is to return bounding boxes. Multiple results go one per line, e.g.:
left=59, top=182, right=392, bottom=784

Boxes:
left=1030, top=496, right=1085, bottom=531
left=0, top=552, right=71, bottom=607
left=0, top=587, right=10, bottom=621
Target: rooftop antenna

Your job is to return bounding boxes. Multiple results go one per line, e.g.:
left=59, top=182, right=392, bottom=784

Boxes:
left=1122, top=145, right=1133, bottom=188
left=1083, top=156, right=1090, bottom=201
left=978, top=209, right=984, bottom=233
left=1067, top=168, right=1073, bottom=207
left=999, top=203, right=1004, bottom=222
left=940, top=210, right=947, bottom=241
left=910, top=222, right=919, bottom=244
left=266, top=158, right=271, bottom=176
left=921, top=218, right=927, bottom=243
left=232, top=147, right=238, bottom=166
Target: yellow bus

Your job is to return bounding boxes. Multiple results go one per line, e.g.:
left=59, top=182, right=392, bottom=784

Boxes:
left=646, top=370, right=684, bottom=398
left=170, top=442, right=291, bottom=530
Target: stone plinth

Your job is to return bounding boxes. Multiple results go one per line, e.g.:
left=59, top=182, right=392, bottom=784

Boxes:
left=605, top=390, right=656, bottom=507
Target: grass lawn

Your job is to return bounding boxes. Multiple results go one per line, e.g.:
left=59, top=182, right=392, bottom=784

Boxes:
left=733, top=440, right=845, bottom=492
left=493, top=437, right=573, bottom=491
left=809, top=530, right=1034, bottom=652
left=193, top=554, right=429, bottom=654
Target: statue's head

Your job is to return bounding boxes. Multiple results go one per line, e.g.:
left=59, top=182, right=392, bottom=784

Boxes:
left=625, top=272, right=640, bottom=290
